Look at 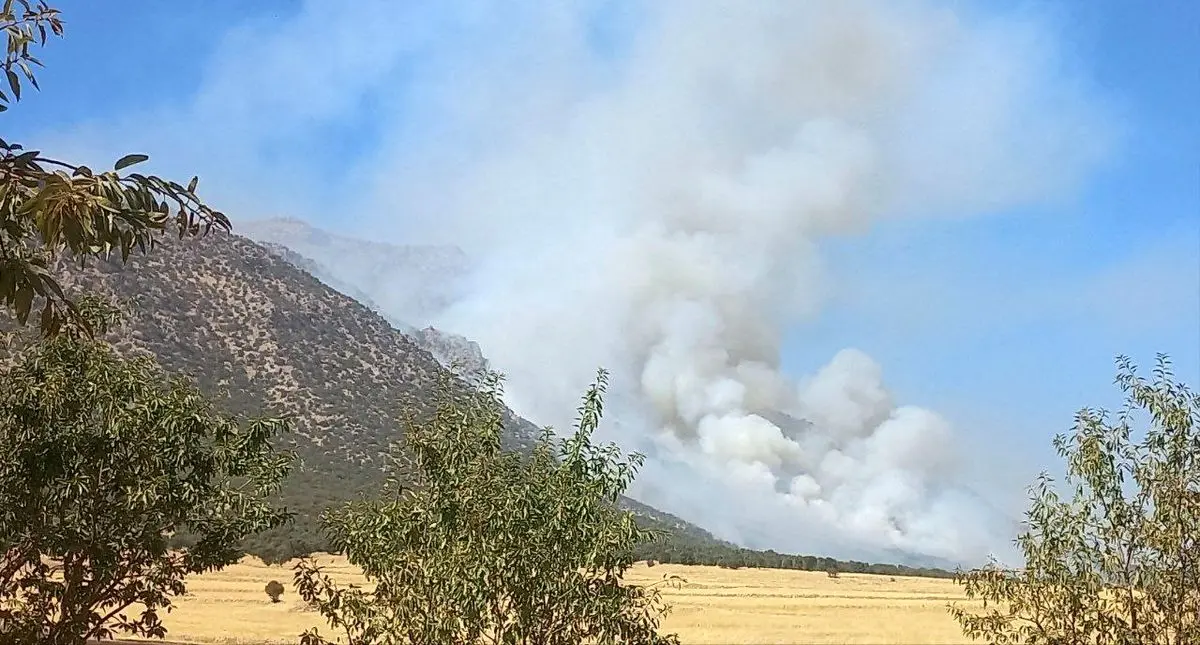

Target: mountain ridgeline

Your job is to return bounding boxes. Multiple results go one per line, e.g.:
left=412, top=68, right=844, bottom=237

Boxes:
left=42, top=225, right=952, bottom=578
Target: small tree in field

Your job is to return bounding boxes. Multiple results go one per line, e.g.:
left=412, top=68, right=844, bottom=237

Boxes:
left=265, top=581, right=285, bottom=604
left=0, top=298, right=294, bottom=644
left=295, top=370, right=681, bottom=645
left=949, top=354, right=1199, bottom=644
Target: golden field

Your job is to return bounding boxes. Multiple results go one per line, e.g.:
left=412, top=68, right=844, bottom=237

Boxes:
left=130, top=555, right=980, bottom=644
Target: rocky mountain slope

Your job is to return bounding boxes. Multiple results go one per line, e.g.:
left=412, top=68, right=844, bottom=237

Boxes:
left=249, top=235, right=492, bottom=381
left=238, top=217, right=469, bottom=327
left=43, top=229, right=722, bottom=559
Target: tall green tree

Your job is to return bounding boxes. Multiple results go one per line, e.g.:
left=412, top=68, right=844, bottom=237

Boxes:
left=295, top=370, right=682, bottom=645
left=949, top=354, right=1199, bottom=644
left=0, top=0, right=229, bottom=337
left=0, top=297, right=294, bottom=644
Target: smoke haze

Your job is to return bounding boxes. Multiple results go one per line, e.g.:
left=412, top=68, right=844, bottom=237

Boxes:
left=352, top=0, right=1109, bottom=564
left=34, top=0, right=1117, bottom=565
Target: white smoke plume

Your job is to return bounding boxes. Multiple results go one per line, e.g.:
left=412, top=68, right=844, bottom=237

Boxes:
left=333, top=0, right=1109, bottom=565
left=34, top=0, right=1112, bottom=564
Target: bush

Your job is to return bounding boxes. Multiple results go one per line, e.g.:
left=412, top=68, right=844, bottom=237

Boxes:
left=827, top=568, right=840, bottom=579
left=265, top=581, right=285, bottom=604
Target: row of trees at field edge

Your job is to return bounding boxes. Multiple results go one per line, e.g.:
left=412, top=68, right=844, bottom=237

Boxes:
left=1, top=3, right=1196, bottom=644
left=632, top=545, right=957, bottom=579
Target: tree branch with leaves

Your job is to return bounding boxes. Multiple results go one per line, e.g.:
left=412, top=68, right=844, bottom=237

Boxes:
left=0, top=0, right=230, bottom=337
left=949, top=354, right=1200, bottom=645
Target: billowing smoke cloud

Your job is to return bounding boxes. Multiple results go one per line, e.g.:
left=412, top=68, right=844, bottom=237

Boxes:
left=338, top=0, right=1109, bottom=565
left=30, top=0, right=1113, bottom=564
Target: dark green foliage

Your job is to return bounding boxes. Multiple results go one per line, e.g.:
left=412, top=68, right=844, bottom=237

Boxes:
left=631, top=540, right=954, bottom=579
left=950, top=354, right=1200, bottom=644
left=295, top=370, right=682, bottom=645
left=0, top=298, right=294, bottom=644
left=265, top=580, right=285, bottom=603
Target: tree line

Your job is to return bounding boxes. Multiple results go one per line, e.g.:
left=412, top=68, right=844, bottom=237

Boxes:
left=631, top=542, right=956, bottom=579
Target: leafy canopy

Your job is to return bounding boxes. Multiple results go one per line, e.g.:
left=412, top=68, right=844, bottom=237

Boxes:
left=0, top=0, right=229, bottom=337
left=0, top=298, right=294, bottom=644
left=949, top=354, right=1200, bottom=644
left=295, top=370, right=682, bottom=645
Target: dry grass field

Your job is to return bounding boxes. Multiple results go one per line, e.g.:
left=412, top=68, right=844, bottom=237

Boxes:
left=125, top=555, right=980, bottom=644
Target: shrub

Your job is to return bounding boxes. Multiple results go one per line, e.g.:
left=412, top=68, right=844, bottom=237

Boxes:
left=265, top=581, right=285, bottom=604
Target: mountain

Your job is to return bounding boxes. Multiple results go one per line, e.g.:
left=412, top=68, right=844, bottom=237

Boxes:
left=407, top=326, right=492, bottom=382
left=2, top=223, right=957, bottom=577
left=238, top=217, right=469, bottom=328
left=39, top=229, right=723, bottom=560
left=231, top=218, right=963, bottom=576
left=248, top=233, right=491, bottom=382
left=252, top=239, right=398, bottom=325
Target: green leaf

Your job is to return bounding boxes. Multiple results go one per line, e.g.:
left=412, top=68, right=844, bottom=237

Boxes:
left=113, top=153, right=149, bottom=171
left=5, top=68, right=18, bottom=100
left=18, top=60, right=37, bottom=89
left=38, top=298, right=53, bottom=332
left=12, top=282, right=32, bottom=322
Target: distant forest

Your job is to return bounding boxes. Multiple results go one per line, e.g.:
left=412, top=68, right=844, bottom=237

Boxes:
left=632, top=541, right=956, bottom=578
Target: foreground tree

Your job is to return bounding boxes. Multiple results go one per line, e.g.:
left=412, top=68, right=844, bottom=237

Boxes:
left=0, top=298, right=294, bottom=644
left=295, top=370, right=681, bottom=645
left=949, top=354, right=1199, bottom=644
left=0, top=1, right=230, bottom=337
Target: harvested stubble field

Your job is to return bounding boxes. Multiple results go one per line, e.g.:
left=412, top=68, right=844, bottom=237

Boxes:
left=126, top=555, right=979, bottom=644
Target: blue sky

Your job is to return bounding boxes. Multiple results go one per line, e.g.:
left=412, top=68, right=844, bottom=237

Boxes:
left=8, top=0, right=1198, bottom=516
left=790, top=0, right=1200, bottom=487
